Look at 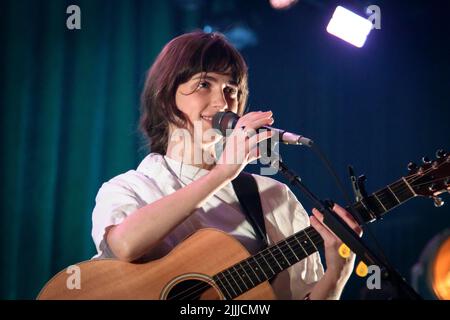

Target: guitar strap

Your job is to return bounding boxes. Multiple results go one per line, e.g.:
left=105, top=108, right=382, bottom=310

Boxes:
left=231, top=172, right=268, bottom=249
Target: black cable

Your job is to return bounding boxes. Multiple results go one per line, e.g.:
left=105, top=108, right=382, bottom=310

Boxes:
left=309, top=142, right=395, bottom=273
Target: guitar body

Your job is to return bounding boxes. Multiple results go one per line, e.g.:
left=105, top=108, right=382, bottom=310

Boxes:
left=37, top=229, right=276, bottom=300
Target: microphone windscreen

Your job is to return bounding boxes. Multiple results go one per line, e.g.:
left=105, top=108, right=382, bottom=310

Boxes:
left=212, top=111, right=239, bottom=136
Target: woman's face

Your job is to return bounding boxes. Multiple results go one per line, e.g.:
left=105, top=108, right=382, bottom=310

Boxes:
left=175, top=72, right=239, bottom=146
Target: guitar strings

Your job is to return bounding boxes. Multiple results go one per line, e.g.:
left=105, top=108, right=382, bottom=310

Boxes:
left=358, top=160, right=449, bottom=213
left=168, top=227, right=323, bottom=300
left=382, top=164, right=449, bottom=206
left=168, top=229, right=322, bottom=300
left=169, top=160, right=449, bottom=300
left=406, top=160, right=448, bottom=185
left=171, top=231, right=323, bottom=300
left=407, top=176, right=449, bottom=189
left=214, top=229, right=323, bottom=298
left=384, top=175, right=449, bottom=205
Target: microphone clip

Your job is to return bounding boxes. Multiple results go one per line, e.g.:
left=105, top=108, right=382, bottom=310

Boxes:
left=348, top=165, right=368, bottom=202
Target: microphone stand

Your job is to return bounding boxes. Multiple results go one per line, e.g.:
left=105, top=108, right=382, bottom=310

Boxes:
left=274, top=159, right=422, bottom=300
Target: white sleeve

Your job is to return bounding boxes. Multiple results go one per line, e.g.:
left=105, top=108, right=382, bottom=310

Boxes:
left=262, top=180, right=324, bottom=299
left=283, top=185, right=324, bottom=299
left=286, top=186, right=324, bottom=299
left=91, top=176, right=146, bottom=259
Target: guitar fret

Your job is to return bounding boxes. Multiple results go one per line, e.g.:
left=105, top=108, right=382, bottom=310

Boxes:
left=387, top=185, right=401, bottom=203
left=250, top=255, right=270, bottom=280
left=267, top=249, right=283, bottom=271
left=281, top=242, right=299, bottom=265
left=376, top=188, right=399, bottom=212
left=257, top=252, right=276, bottom=278
left=373, top=193, right=387, bottom=212
left=359, top=198, right=377, bottom=221
left=302, top=237, right=316, bottom=254
left=275, top=244, right=291, bottom=267
left=294, top=236, right=309, bottom=257
left=286, top=240, right=300, bottom=261
left=244, top=260, right=259, bottom=284
left=216, top=273, right=235, bottom=299
left=348, top=175, right=423, bottom=224
left=366, top=195, right=385, bottom=218
left=226, top=269, right=241, bottom=297
left=402, top=177, right=416, bottom=196
left=239, top=263, right=255, bottom=288
left=349, top=201, right=372, bottom=223
left=303, top=230, right=318, bottom=252
left=390, top=179, right=414, bottom=202
left=233, top=266, right=249, bottom=291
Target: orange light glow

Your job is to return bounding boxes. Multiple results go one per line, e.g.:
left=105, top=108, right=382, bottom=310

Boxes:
left=432, top=237, right=450, bottom=300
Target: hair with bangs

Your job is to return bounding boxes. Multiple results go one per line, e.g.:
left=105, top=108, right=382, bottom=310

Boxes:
left=140, top=31, right=249, bottom=154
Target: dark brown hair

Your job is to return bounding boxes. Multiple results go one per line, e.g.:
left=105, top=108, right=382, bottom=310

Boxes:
left=140, top=31, right=249, bottom=154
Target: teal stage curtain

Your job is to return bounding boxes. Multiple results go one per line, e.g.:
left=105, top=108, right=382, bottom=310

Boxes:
left=0, top=0, right=184, bottom=299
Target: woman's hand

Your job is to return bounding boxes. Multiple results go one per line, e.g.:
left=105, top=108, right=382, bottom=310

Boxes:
left=310, top=203, right=363, bottom=282
left=212, top=111, right=274, bottom=181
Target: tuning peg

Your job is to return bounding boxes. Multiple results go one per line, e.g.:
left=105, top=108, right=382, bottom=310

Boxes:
left=436, top=149, right=446, bottom=159
left=407, top=162, right=418, bottom=172
left=422, top=156, right=431, bottom=164
left=433, top=196, right=444, bottom=207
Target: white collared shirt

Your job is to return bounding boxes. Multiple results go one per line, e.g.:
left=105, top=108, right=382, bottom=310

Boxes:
left=91, top=153, right=324, bottom=299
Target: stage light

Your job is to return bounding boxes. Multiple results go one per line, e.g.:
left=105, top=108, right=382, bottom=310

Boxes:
left=201, top=24, right=258, bottom=50
left=412, top=229, right=450, bottom=300
left=203, top=25, right=213, bottom=33
left=269, top=0, right=298, bottom=10
left=326, top=6, right=373, bottom=48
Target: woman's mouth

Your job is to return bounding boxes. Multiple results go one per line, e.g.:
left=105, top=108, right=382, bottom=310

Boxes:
left=201, top=115, right=213, bottom=122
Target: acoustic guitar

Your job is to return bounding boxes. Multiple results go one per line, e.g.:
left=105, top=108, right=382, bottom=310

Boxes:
left=37, top=151, right=450, bottom=300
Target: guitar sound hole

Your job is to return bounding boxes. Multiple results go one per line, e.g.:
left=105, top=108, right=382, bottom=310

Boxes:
left=166, top=279, right=212, bottom=300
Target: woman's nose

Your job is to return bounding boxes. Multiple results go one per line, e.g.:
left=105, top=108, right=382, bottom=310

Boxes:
left=211, top=90, right=228, bottom=111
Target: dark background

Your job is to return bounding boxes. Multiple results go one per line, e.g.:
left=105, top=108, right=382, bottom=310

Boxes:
left=1, top=0, right=449, bottom=299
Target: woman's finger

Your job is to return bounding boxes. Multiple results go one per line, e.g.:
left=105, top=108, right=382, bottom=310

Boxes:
left=247, top=130, right=273, bottom=150
left=237, top=111, right=273, bottom=130
left=313, top=206, right=362, bottom=237
left=310, top=214, right=336, bottom=246
left=332, top=204, right=363, bottom=236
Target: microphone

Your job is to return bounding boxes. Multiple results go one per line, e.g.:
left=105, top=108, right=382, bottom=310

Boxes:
left=212, top=111, right=314, bottom=147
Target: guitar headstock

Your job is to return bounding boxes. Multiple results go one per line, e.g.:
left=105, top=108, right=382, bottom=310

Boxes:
left=406, top=149, right=450, bottom=206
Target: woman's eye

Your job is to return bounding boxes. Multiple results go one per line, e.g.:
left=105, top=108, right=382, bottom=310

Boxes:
left=198, top=81, right=209, bottom=89
left=225, top=87, right=238, bottom=95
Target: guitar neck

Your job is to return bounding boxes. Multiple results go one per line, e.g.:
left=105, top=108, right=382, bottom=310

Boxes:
left=213, top=176, right=417, bottom=299
left=213, top=226, right=323, bottom=299
left=348, top=176, right=416, bottom=224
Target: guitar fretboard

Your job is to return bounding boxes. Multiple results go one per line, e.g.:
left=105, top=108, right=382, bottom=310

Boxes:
left=213, top=226, right=323, bottom=299
left=351, top=177, right=416, bottom=222
left=213, top=176, right=417, bottom=299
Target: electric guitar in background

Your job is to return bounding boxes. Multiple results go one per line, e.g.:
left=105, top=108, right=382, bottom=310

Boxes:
left=37, top=151, right=450, bottom=300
